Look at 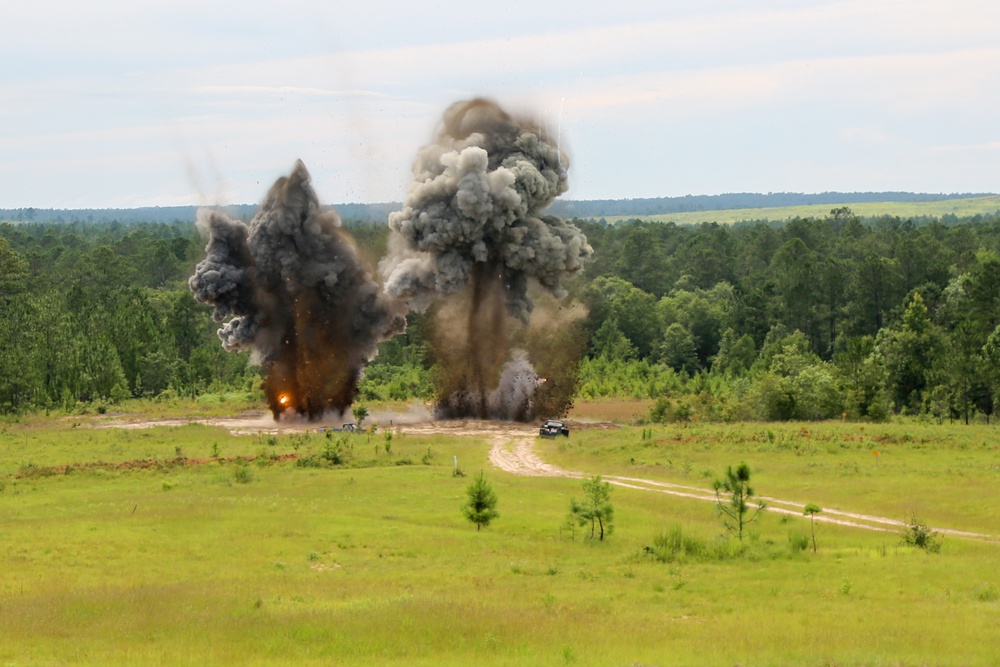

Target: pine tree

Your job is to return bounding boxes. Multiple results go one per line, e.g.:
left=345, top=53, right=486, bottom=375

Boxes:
left=569, top=475, right=615, bottom=541
left=713, top=463, right=766, bottom=542
left=463, top=471, right=499, bottom=531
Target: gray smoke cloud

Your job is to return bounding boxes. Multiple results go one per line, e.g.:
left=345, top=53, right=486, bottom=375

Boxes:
left=189, top=160, right=405, bottom=419
left=380, top=98, right=592, bottom=420
left=189, top=209, right=259, bottom=348
left=488, top=349, right=541, bottom=421
left=381, top=98, right=592, bottom=321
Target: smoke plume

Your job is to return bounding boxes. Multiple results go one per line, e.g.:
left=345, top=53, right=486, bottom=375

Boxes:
left=381, top=98, right=593, bottom=420
left=189, top=161, right=405, bottom=420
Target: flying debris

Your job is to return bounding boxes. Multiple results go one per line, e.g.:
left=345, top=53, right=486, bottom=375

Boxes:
left=189, top=161, right=405, bottom=420
left=380, top=98, right=593, bottom=420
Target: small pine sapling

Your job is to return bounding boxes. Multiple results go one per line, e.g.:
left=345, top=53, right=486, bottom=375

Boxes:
left=463, top=471, right=499, bottom=531
left=713, top=462, right=765, bottom=542
left=569, top=475, right=615, bottom=541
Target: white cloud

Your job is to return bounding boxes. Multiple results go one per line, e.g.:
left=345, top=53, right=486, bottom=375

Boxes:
left=560, top=47, right=1000, bottom=117
left=3, top=0, right=1000, bottom=206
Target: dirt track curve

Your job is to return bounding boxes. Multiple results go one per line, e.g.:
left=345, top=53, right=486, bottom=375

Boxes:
left=101, top=415, right=997, bottom=542
left=479, top=426, right=999, bottom=543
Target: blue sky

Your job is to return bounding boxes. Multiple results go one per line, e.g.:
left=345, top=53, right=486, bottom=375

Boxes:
left=2, top=0, right=999, bottom=208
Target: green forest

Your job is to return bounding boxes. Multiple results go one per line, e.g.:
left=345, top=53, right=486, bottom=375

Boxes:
left=3, top=205, right=1000, bottom=424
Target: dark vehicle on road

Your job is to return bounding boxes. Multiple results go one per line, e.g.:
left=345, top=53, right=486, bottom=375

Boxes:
left=539, top=419, right=570, bottom=437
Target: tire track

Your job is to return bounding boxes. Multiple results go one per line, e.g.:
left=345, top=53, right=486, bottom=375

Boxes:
left=487, top=433, right=1000, bottom=542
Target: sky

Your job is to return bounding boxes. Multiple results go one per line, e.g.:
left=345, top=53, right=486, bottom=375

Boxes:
left=2, top=0, right=999, bottom=209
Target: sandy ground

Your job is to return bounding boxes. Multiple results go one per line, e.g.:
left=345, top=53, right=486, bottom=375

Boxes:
left=102, top=414, right=299, bottom=436
left=99, top=413, right=997, bottom=542
left=97, top=405, right=436, bottom=436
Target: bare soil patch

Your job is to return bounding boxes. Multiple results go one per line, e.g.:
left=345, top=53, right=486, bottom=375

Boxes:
left=568, top=398, right=653, bottom=423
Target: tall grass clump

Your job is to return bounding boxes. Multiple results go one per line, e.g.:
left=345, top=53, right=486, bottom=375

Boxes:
left=644, top=523, right=816, bottom=564
left=643, top=525, right=728, bottom=563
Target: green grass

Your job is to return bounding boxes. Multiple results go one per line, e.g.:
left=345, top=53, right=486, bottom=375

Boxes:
left=599, top=195, right=1000, bottom=225
left=1, top=413, right=998, bottom=665
left=542, top=421, right=1000, bottom=536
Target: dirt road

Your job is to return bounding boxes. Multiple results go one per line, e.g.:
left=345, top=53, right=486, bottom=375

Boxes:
left=484, top=429, right=999, bottom=542
left=100, top=414, right=996, bottom=542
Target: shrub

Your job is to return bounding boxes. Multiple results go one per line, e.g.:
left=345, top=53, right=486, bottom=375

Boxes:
left=648, top=396, right=672, bottom=423
left=643, top=525, right=734, bottom=563
left=788, top=531, right=809, bottom=553
left=645, top=525, right=704, bottom=563
left=156, top=388, right=178, bottom=402
left=323, top=440, right=347, bottom=466
left=295, top=454, right=323, bottom=468
left=256, top=448, right=279, bottom=466
left=901, top=515, right=941, bottom=553
left=234, top=465, right=254, bottom=484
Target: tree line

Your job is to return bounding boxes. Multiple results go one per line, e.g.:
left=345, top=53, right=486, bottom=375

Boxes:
left=0, top=221, right=253, bottom=412
left=7, top=192, right=992, bottom=227
left=3, top=206, right=1000, bottom=422
left=574, top=208, right=1000, bottom=422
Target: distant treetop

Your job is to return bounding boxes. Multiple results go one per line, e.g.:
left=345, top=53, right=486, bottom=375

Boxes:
left=2, top=192, right=996, bottom=225
left=546, top=192, right=997, bottom=219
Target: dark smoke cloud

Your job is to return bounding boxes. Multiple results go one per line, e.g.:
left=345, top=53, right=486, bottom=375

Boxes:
left=381, top=98, right=593, bottom=420
left=189, top=161, right=405, bottom=420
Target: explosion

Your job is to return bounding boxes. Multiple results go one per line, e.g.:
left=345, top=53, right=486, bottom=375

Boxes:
left=188, top=161, right=405, bottom=420
left=189, top=99, right=590, bottom=423
left=380, top=98, right=593, bottom=420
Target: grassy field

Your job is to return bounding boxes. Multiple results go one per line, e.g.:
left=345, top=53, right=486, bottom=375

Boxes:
left=599, top=196, right=1000, bottom=225
left=1, top=404, right=998, bottom=665
left=541, top=420, right=1000, bottom=536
